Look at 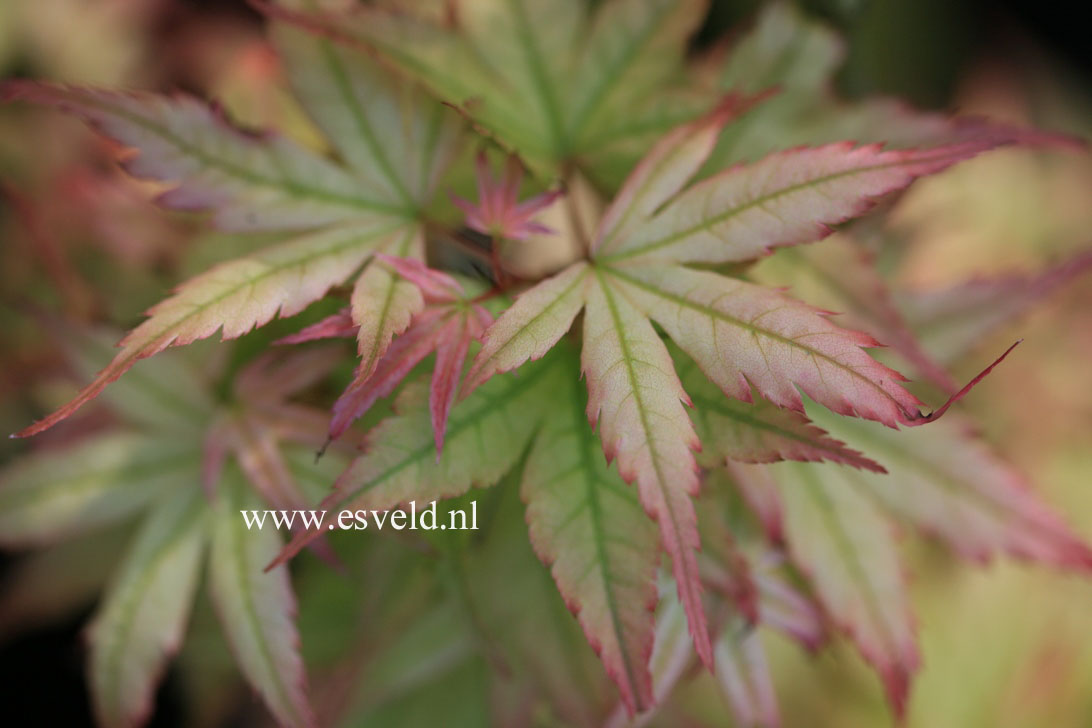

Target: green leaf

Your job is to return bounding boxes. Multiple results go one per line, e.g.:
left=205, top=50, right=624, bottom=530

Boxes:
left=0, top=434, right=199, bottom=547
left=276, top=352, right=562, bottom=564
left=607, top=264, right=925, bottom=426
left=2, top=81, right=413, bottom=229
left=87, top=487, right=206, bottom=728
left=272, top=1, right=462, bottom=209
left=523, top=361, right=660, bottom=713
left=209, top=468, right=314, bottom=728
left=279, top=0, right=707, bottom=173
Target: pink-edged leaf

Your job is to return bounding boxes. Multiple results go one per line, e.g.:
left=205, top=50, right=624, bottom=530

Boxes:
left=429, top=314, right=472, bottom=456
left=606, top=264, right=924, bottom=427
left=810, top=405, right=1092, bottom=569
left=271, top=354, right=562, bottom=568
left=598, top=139, right=1026, bottom=266
left=374, top=253, right=464, bottom=302
left=87, top=488, right=205, bottom=728
left=751, top=235, right=960, bottom=392
left=275, top=308, right=356, bottom=345
left=677, top=349, right=885, bottom=472
left=594, top=91, right=772, bottom=256
left=897, top=249, right=1092, bottom=366
left=329, top=309, right=450, bottom=441
left=16, top=221, right=407, bottom=438
left=463, top=261, right=590, bottom=394
left=522, top=370, right=660, bottom=714
left=714, top=623, right=780, bottom=728
left=210, top=470, right=314, bottom=728
left=581, top=271, right=712, bottom=669
left=1, top=81, right=411, bottom=230
left=350, top=230, right=427, bottom=380
left=774, top=460, right=919, bottom=716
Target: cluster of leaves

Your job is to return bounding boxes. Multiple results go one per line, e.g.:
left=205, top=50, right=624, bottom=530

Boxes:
left=3, top=1, right=1091, bottom=726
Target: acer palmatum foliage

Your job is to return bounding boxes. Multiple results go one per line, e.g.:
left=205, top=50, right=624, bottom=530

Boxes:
left=3, top=1, right=1092, bottom=726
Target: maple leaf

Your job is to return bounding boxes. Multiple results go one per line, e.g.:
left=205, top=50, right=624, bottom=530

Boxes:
left=0, top=335, right=344, bottom=728
left=460, top=98, right=1032, bottom=674
left=260, top=0, right=711, bottom=181
left=3, top=17, right=463, bottom=437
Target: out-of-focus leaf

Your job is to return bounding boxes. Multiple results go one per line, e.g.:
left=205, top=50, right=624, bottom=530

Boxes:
left=0, top=433, right=199, bottom=547
left=15, top=221, right=412, bottom=437
left=63, top=327, right=215, bottom=434
left=87, top=488, right=206, bottom=728
left=774, top=460, right=919, bottom=716
left=810, top=404, right=1092, bottom=569
left=523, top=364, right=660, bottom=714
left=896, top=250, right=1092, bottom=365
left=270, top=0, right=708, bottom=175
left=209, top=469, right=314, bottom=728
left=750, top=234, right=960, bottom=392
left=273, top=1, right=461, bottom=209
left=469, top=477, right=616, bottom=726
left=714, top=622, right=780, bottom=728
left=1, top=82, right=413, bottom=229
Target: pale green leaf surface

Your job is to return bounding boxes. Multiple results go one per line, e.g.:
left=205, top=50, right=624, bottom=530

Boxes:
left=209, top=470, right=314, bottom=728
left=0, top=434, right=199, bottom=547
left=522, top=367, right=660, bottom=713
left=809, top=404, right=1092, bottom=569
left=581, top=271, right=711, bottom=667
left=775, top=460, right=918, bottom=714
left=17, top=221, right=410, bottom=437
left=88, top=488, right=206, bottom=728
left=2, top=82, right=412, bottom=230
left=608, top=264, right=922, bottom=426
left=273, top=4, right=462, bottom=208
left=463, top=261, right=589, bottom=392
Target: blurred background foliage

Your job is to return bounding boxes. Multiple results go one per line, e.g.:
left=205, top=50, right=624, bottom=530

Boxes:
left=1, top=1, right=1090, bottom=726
